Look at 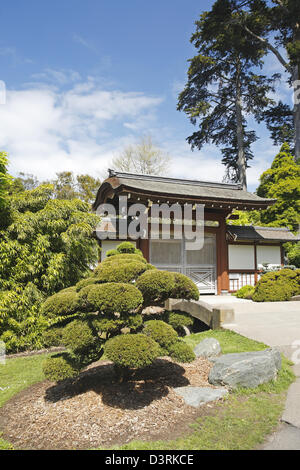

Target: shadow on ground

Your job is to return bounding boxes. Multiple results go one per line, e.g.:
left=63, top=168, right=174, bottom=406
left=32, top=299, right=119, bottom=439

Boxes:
left=45, top=358, right=190, bottom=410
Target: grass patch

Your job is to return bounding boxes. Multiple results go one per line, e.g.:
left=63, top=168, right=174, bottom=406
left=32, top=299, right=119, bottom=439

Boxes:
left=0, top=353, right=51, bottom=450
left=106, top=329, right=295, bottom=450
left=114, top=393, right=285, bottom=450
left=185, top=328, right=268, bottom=354
left=0, top=329, right=296, bottom=451
left=0, top=354, right=51, bottom=408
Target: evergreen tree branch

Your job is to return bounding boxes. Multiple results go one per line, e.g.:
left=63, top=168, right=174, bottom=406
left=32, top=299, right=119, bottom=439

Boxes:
left=242, top=23, right=292, bottom=73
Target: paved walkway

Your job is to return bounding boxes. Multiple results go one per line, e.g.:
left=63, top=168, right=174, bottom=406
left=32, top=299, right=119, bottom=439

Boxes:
left=200, top=295, right=300, bottom=450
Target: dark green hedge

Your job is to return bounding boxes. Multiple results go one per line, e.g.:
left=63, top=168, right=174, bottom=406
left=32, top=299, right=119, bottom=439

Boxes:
left=105, top=333, right=160, bottom=370
left=41, top=291, right=80, bottom=318
left=43, top=353, right=79, bottom=382
left=252, top=268, right=300, bottom=302
left=143, top=320, right=178, bottom=351
left=78, top=282, right=143, bottom=315
left=168, top=341, right=195, bottom=363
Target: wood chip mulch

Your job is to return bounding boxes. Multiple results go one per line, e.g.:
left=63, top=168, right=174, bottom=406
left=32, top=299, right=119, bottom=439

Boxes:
left=0, top=357, right=223, bottom=450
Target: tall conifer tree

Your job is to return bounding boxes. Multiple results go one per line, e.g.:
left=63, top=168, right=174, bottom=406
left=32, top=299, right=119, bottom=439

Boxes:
left=178, top=0, right=277, bottom=188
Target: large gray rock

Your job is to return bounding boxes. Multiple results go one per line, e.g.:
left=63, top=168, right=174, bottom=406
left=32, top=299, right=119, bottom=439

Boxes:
left=174, top=386, right=228, bottom=408
left=194, top=337, right=222, bottom=359
left=290, top=295, right=300, bottom=301
left=209, top=348, right=282, bottom=389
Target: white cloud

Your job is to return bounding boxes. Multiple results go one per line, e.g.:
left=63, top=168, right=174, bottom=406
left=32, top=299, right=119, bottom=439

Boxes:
left=31, top=68, right=81, bottom=85
left=0, top=78, right=164, bottom=180
left=0, top=66, right=281, bottom=193
left=0, top=45, right=33, bottom=66
left=72, top=34, right=99, bottom=55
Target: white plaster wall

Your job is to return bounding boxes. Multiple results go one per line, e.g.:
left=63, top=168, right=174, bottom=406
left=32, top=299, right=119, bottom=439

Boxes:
left=228, top=245, right=255, bottom=270
left=257, top=245, right=281, bottom=265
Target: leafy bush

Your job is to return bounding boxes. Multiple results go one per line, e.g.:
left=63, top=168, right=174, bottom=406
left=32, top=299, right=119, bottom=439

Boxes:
left=172, top=273, right=200, bottom=301
left=116, top=241, right=136, bottom=254
left=287, top=242, right=300, bottom=268
left=94, top=261, right=149, bottom=283
left=143, top=320, right=178, bottom=351
left=75, top=277, right=97, bottom=292
left=43, top=353, right=79, bottom=382
left=166, top=311, right=194, bottom=335
left=41, top=327, right=64, bottom=347
left=252, top=269, right=300, bottom=302
left=168, top=341, right=195, bottom=363
left=106, top=249, right=119, bottom=257
left=100, top=253, right=148, bottom=266
left=235, top=285, right=255, bottom=299
left=0, top=283, right=48, bottom=353
left=61, top=320, right=96, bottom=353
left=136, top=270, right=175, bottom=305
left=105, top=333, right=160, bottom=370
left=78, top=282, right=143, bottom=315
left=136, top=270, right=199, bottom=306
left=40, top=241, right=200, bottom=382
left=41, top=291, right=80, bottom=318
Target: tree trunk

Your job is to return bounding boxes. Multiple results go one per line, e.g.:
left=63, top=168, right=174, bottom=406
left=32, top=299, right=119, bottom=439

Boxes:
left=293, top=21, right=300, bottom=163
left=235, top=63, right=247, bottom=190
left=294, top=66, right=300, bottom=162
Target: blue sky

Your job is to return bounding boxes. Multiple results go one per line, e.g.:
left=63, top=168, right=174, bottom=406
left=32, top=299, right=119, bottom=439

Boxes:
left=0, top=0, right=292, bottom=191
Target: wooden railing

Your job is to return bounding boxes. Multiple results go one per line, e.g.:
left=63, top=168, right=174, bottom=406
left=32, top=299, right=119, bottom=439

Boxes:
left=228, top=270, right=261, bottom=292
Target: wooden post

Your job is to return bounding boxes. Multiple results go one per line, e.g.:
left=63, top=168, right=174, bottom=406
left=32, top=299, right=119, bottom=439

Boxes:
left=280, top=243, right=285, bottom=266
left=138, top=238, right=150, bottom=262
left=217, top=215, right=229, bottom=294
left=254, top=242, right=258, bottom=285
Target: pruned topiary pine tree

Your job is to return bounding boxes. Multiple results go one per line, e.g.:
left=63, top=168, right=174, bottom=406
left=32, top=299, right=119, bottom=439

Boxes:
left=42, top=242, right=198, bottom=382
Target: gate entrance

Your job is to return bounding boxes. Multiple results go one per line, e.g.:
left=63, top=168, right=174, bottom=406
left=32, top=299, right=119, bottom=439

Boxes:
left=150, top=234, right=217, bottom=294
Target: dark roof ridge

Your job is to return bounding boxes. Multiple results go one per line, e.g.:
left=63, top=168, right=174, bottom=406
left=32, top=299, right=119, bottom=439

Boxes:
left=108, top=169, right=243, bottom=191
left=231, top=225, right=291, bottom=232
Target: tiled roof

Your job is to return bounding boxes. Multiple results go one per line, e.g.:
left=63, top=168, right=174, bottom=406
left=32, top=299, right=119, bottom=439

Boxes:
left=93, top=170, right=275, bottom=209
left=227, top=225, right=300, bottom=242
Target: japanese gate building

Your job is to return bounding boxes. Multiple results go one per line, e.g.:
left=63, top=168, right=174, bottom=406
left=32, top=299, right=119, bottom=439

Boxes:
left=93, top=170, right=300, bottom=295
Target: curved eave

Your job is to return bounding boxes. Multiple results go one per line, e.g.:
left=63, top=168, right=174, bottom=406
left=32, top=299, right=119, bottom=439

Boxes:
left=93, top=177, right=276, bottom=211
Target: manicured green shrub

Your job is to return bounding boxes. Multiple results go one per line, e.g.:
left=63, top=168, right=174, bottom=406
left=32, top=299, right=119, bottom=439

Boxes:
left=136, top=270, right=175, bottom=305
left=41, top=327, right=64, bottom=347
left=172, top=273, right=200, bottom=301
left=100, top=253, right=147, bottom=266
left=106, top=249, right=119, bottom=257
left=79, top=282, right=143, bottom=315
left=94, top=261, right=149, bottom=283
left=41, top=291, right=80, bottom=318
left=75, top=277, right=97, bottom=292
left=168, top=341, right=196, bottom=363
left=61, top=320, right=96, bottom=353
left=143, top=320, right=178, bottom=351
left=105, top=333, right=160, bottom=370
left=92, top=317, right=125, bottom=335
left=59, top=286, right=77, bottom=294
left=116, top=241, right=136, bottom=254
left=92, top=313, right=143, bottom=337
left=126, top=313, right=144, bottom=331
left=235, top=285, right=255, bottom=299
left=43, top=353, right=79, bottom=382
left=252, top=268, right=300, bottom=302
left=166, top=311, right=194, bottom=335
left=252, top=281, right=296, bottom=302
